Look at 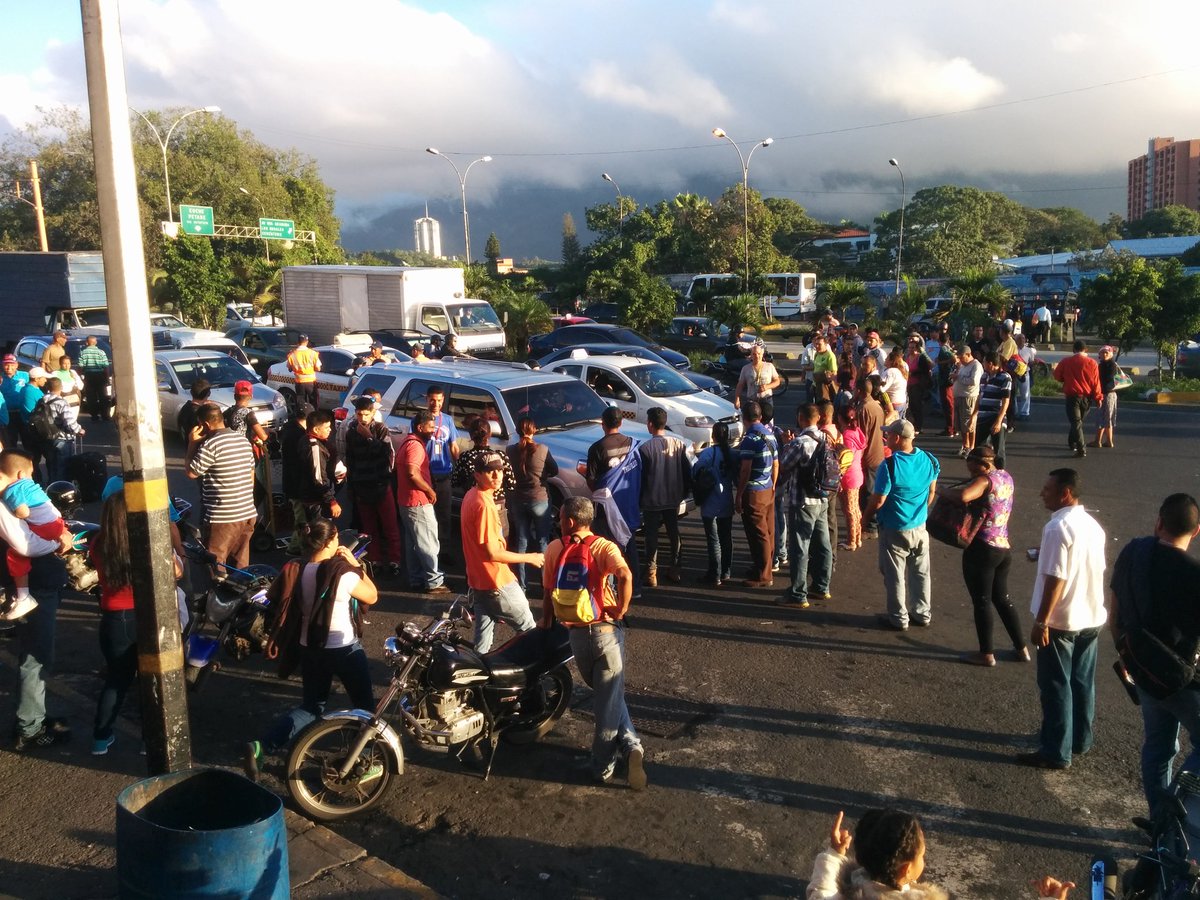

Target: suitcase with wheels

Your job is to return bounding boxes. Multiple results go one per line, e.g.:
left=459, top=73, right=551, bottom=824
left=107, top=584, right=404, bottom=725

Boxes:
left=67, top=451, right=108, bottom=502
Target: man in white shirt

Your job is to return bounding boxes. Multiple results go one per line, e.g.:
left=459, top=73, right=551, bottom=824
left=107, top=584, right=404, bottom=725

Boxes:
left=951, top=346, right=983, bottom=459
left=1019, top=468, right=1107, bottom=770
left=1033, top=299, right=1053, bottom=346
left=1014, top=333, right=1037, bottom=420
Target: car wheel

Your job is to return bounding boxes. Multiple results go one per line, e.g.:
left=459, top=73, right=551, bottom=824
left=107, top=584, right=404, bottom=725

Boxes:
left=279, top=388, right=297, bottom=416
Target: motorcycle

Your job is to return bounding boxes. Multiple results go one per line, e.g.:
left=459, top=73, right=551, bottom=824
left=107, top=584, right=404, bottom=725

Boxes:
left=1123, top=771, right=1200, bottom=898
left=285, top=596, right=574, bottom=822
left=46, top=481, right=100, bottom=594
left=702, top=341, right=789, bottom=398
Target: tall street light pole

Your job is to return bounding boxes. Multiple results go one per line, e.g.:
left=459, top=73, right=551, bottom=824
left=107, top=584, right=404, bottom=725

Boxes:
left=889, top=158, right=906, bottom=300
left=712, top=128, right=772, bottom=289
left=426, top=148, right=491, bottom=265
left=132, top=105, right=220, bottom=223
left=601, top=172, right=623, bottom=239
left=239, top=186, right=269, bottom=262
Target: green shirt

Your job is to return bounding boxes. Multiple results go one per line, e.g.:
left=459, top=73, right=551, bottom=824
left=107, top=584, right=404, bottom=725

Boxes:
left=77, top=345, right=110, bottom=371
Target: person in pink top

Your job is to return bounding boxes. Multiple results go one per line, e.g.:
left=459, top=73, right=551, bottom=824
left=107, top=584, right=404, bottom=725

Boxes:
left=835, top=405, right=866, bottom=550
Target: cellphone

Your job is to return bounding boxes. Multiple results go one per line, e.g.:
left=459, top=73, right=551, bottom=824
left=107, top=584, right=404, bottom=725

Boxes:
left=1091, top=859, right=1105, bottom=900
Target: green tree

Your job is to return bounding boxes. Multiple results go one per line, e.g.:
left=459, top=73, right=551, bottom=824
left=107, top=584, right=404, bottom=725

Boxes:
left=873, top=185, right=1027, bottom=277
left=815, top=277, right=867, bottom=320
left=1125, top=205, right=1200, bottom=239
left=585, top=248, right=676, bottom=335
left=1152, top=259, right=1200, bottom=377
left=1018, top=207, right=1107, bottom=255
left=1180, top=240, right=1200, bottom=267
left=947, top=267, right=1011, bottom=318
left=483, top=282, right=552, bottom=357
left=879, top=276, right=937, bottom=346
left=1076, top=256, right=1162, bottom=355
left=561, top=213, right=581, bottom=266
left=765, top=197, right=826, bottom=264
left=709, top=293, right=763, bottom=335
left=484, top=231, right=501, bottom=265
left=160, top=234, right=231, bottom=328
left=709, top=184, right=790, bottom=278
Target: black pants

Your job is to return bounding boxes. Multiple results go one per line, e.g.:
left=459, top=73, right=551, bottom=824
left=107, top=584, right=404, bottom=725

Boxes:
left=83, top=371, right=110, bottom=420
left=295, top=382, right=318, bottom=409
left=94, top=609, right=138, bottom=741
left=962, top=541, right=1024, bottom=654
left=1065, top=396, right=1090, bottom=452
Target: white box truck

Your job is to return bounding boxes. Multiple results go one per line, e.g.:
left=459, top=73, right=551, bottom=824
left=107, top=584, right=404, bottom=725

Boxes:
left=280, top=265, right=506, bottom=356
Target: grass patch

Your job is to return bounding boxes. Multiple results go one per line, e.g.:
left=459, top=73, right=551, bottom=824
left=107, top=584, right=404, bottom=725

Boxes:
left=686, top=350, right=716, bottom=372
left=1031, top=374, right=1200, bottom=398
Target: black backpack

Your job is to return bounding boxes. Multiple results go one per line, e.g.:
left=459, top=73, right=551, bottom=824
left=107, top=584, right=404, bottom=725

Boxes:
left=796, top=435, right=841, bottom=500
left=28, top=398, right=61, bottom=443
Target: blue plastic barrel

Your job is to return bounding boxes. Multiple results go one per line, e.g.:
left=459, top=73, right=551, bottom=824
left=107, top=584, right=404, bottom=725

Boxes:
left=116, top=768, right=289, bottom=899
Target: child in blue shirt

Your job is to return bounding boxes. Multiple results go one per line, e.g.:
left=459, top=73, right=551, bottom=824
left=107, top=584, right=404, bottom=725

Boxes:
left=0, top=451, right=65, bottom=620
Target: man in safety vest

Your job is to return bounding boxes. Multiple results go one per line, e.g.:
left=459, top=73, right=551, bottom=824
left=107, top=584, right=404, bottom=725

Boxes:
left=286, top=334, right=322, bottom=409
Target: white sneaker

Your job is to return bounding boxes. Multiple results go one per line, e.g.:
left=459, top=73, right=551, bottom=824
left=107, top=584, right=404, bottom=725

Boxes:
left=1, top=596, right=38, bottom=621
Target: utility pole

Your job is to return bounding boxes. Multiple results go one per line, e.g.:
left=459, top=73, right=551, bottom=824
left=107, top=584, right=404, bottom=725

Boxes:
left=80, top=0, right=192, bottom=773
left=12, top=161, right=50, bottom=251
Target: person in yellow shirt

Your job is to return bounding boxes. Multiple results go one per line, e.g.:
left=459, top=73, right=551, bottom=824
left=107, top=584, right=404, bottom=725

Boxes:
left=286, top=334, right=322, bottom=409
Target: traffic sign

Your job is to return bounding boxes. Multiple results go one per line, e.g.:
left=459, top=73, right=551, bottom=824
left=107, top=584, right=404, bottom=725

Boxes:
left=179, top=205, right=214, bottom=236
left=259, top=218, right=295, bottom=241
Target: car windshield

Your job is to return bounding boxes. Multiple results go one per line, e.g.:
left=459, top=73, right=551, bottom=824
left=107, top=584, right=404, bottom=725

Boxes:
left=169, top=356, right=257, bottom=389
left=502, top=380, right=608, bottom=431
left=74, top=309, right=109, bottom=327
left=608, top=328, right=654, bottom=348
left=261, top=329, right=305, bottom=347
left=152, top=314, right=188, bottom=328
left=622, top=363, right=700, bottom=397
left=449, top=303, right=503, bottom=334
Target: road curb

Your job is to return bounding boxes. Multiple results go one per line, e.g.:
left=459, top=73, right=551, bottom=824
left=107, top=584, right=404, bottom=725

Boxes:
left=0, top=639, right=438, bottom=898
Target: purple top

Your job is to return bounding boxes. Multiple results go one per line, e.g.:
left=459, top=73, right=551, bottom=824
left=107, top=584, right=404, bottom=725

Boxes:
left=976, top=468, right=1014, bottom=549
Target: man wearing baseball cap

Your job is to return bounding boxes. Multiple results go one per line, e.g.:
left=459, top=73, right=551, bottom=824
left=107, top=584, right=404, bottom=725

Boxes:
left=18, top=369, right=50, bottom=481
left=0, top=355, right=27, bottom=449
left=286, top=334, right=321, bottom=410
left=863, top=419, right=940, bottom=631
left=461, top=451, right=543, bottom=653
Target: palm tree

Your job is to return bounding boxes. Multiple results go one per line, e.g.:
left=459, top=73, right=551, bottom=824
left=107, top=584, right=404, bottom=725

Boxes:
left=948, top=267, right=1011, bottom=318
left=815, top=277, right=867, bottom=322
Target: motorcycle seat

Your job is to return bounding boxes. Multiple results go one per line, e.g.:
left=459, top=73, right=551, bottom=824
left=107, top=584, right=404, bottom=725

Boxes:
left=484, top=623, right=570, bottom=683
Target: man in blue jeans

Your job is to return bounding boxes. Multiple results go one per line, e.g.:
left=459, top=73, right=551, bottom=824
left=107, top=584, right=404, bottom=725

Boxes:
left=1019, top=468, right=1107, bottom=770
left=1109, top=493, right=1200, bottom=814
left=776, top=404, right=832, bottom=609
left=0, top=498, right=69, bottom=750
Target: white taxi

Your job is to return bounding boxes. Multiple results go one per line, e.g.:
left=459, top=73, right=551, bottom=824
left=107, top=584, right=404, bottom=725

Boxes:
left=542, top=352, right=740, bottom=450
left=265, top=338, right=410, bottom=410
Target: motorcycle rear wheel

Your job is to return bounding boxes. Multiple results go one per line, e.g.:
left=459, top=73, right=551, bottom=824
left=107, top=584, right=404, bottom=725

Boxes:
left=286, top=720, right=394, bottom=821
left=502, top=668, right=573, bottom=745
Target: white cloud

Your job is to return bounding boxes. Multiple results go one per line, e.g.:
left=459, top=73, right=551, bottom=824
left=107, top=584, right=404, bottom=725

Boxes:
left=863, top=49, right=1005, bottom=114
left=708, top=0, right=773, bottom=35
left=579, top=56, right=731, bottom=125
left=1051, top=32, right=1090, bottom=53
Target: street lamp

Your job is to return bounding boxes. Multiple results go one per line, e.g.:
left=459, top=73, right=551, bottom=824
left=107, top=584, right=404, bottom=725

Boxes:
left=239, top=187, right=269, bottom=262
left=132, top=105, right=220, bottom=223
left=712, top=128, right=772, bottom=288
left=426, top=148, right=492, bottom=265
left=889, top=158, right=906, bottom=300
left=601, top=172, right=624, bottom=238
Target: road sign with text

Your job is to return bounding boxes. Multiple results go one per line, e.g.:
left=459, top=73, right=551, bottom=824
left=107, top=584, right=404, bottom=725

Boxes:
left=259, top=218, right=295, bottom=241
left=179, top=205, right=214, bottom=236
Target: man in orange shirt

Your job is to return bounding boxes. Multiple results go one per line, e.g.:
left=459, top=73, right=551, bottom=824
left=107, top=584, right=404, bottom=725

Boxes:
left=541, top=496, right=646, bottom=790
left=286, top=334, right=322, bottom=410
left=462, top=452, right=543, bottom=652
left=1053, top=339, right=1103, bottom=458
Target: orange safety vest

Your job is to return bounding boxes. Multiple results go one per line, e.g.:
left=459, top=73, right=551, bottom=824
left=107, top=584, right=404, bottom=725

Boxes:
left=287, top=346, right=319, bottom=383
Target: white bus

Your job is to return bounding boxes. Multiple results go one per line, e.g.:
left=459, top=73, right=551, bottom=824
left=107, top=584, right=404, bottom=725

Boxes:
left=761, top=272, right=817, bottom=320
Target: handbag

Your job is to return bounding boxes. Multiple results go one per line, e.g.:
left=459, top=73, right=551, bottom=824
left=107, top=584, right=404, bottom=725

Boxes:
left=927, top=483, right=985, bottom=548
left=1113, top=368, right=1133, bottom=391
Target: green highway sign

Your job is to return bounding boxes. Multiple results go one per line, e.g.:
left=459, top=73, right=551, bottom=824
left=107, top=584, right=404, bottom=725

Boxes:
left=259, top=218, right=296, bottom=241
left=179, top=204, right=214, bottom=236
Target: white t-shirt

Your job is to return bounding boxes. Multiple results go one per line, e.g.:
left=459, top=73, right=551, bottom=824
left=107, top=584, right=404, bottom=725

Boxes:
left=882, top=367, right=908, bottom=407
left=1031, top=504, right=1107, bottom=632
left=736, top=360, right=779, bottom=401
left=299, top=564, right=362, bottom=649
left=952, top=359, right=983, bottom=399
left=1035, top=305, right=1052, bottom=324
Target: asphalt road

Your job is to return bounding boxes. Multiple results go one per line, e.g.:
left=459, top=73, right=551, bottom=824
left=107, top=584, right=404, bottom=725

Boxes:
left=2, top=395, right=1199, bottom=898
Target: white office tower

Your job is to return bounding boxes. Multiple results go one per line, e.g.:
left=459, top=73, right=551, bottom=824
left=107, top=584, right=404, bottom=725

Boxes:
left=414, top=204, right=442, bottom=258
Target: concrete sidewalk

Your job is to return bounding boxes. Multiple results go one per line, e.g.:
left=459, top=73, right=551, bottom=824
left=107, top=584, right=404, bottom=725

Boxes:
left=0, top=636, right=436, bottom=899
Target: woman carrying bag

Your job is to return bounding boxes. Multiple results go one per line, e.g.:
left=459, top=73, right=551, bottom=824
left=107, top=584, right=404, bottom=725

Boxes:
left=942, top=446, right=1029, bottom=667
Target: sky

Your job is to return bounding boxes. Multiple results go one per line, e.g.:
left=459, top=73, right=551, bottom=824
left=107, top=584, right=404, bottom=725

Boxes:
left=4, top=0, right=1200, bottom=258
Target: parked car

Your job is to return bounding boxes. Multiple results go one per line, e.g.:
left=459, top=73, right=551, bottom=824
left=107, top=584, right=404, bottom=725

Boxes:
left=155, top=350, right=288, bottom=435
left=582, top=303, right=620, bottom=324
left=551, top=315, right=595, bottom=328
left=265, top=342, right=409, bottom=411
left=224, top=324, right=307, bottom=376
left=334, top=361, right=670, bottom=519
left=542, top=354, right=740, bottom=450
left=527, top=324, right=689, bottom=369
left=13, top=334, right=115, bottom=415
left=1176, top=338, right=1200, bottom=376
left=655, top=317, right=741, bottom=354
left=225, top=302, right=280, bottom=327
left=537, top=344, right=729, bottom=398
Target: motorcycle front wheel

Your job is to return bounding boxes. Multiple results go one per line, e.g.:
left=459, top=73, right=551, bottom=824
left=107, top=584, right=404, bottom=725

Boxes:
left=286, top=720, right=395, bottom=821
left=502, top=667, right=573, bottom=746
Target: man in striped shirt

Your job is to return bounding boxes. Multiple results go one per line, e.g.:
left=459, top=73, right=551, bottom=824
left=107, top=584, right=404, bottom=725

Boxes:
left=76, top=336, right=111, bottom=422
left=186, top=403, right=257, bottom=570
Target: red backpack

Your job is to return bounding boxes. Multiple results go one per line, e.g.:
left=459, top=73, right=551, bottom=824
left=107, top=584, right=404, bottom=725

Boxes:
left=550, top=535, right=608, bottom=624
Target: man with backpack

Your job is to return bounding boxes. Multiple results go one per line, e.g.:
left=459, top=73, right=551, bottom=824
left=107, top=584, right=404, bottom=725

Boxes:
left=1109, top=493, right=1200, bottom=817
left=540, top=496, right=645, bottom=790
left=777, top=405, right=835, bottom=609
left=33, top=377, right=84, bottom=483
left=462, top=452, right=543, bottom=653
left=863, top=419, right=940, bottom=630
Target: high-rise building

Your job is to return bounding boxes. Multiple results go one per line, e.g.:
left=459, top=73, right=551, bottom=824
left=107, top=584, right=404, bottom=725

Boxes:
left=414, top=204, right=442, bottom=258
left=1127, top=137, right=1200, bottom=222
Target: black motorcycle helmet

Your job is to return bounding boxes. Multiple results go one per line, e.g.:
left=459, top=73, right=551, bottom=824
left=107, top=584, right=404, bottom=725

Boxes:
left=46, top=480, right=80, bottom=516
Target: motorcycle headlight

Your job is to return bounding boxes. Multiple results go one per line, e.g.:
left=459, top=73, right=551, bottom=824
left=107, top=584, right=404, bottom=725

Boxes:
left=684, top=415, right=715, bottom=428
left=271, top=394, right=286, bottom=409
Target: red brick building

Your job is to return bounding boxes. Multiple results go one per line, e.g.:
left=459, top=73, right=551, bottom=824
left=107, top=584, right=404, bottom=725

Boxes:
left=1127, top=136, right=1200, bottom=221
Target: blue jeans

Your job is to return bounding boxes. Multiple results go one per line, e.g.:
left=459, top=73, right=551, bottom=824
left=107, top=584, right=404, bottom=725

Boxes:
left=878, top=526, right=932, bottom=626
left=472, top=581, right=536, bottom=654
left=1035, top=626, right=1100, bottom=765
left=786, top=500, right=832, bottom=601
left=264, top=642, right=375, bottom=752
left=568, top=622, right=641, bottom=778
left=46, top=437, right=75, bottom=483
left=1137, top=684, right=1200, bottom=819
left=774, top=498, right=789, bottom=565
left=93, top=610, right=138, bottom=741
left=702, top=515, right=733, bottom=581
left=16, top=555, right=66, bottom=738
left=397, top=503, right=443, bottom=590
left=508, top=498, right=551, bottom=591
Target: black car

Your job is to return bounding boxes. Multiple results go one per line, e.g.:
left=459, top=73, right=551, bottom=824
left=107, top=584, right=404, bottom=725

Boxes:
left=582, top=303, right=620, bottom=324
left=536, top=344, right=729, bottom=398
left=527, top=324, right=689, bottom=369
left=224, top=324, right=306, bottom=376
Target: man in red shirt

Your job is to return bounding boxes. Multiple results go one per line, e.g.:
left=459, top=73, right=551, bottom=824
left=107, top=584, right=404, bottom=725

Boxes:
left=461, top=453, right=543, bottom=652
left=396, top=410, right=448, bottom=594
left=1053, top=340, right=1103, bottom=458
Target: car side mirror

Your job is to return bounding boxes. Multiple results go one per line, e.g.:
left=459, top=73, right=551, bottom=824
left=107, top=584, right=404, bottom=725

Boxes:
left=489, top=419, right=502, bottom=438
